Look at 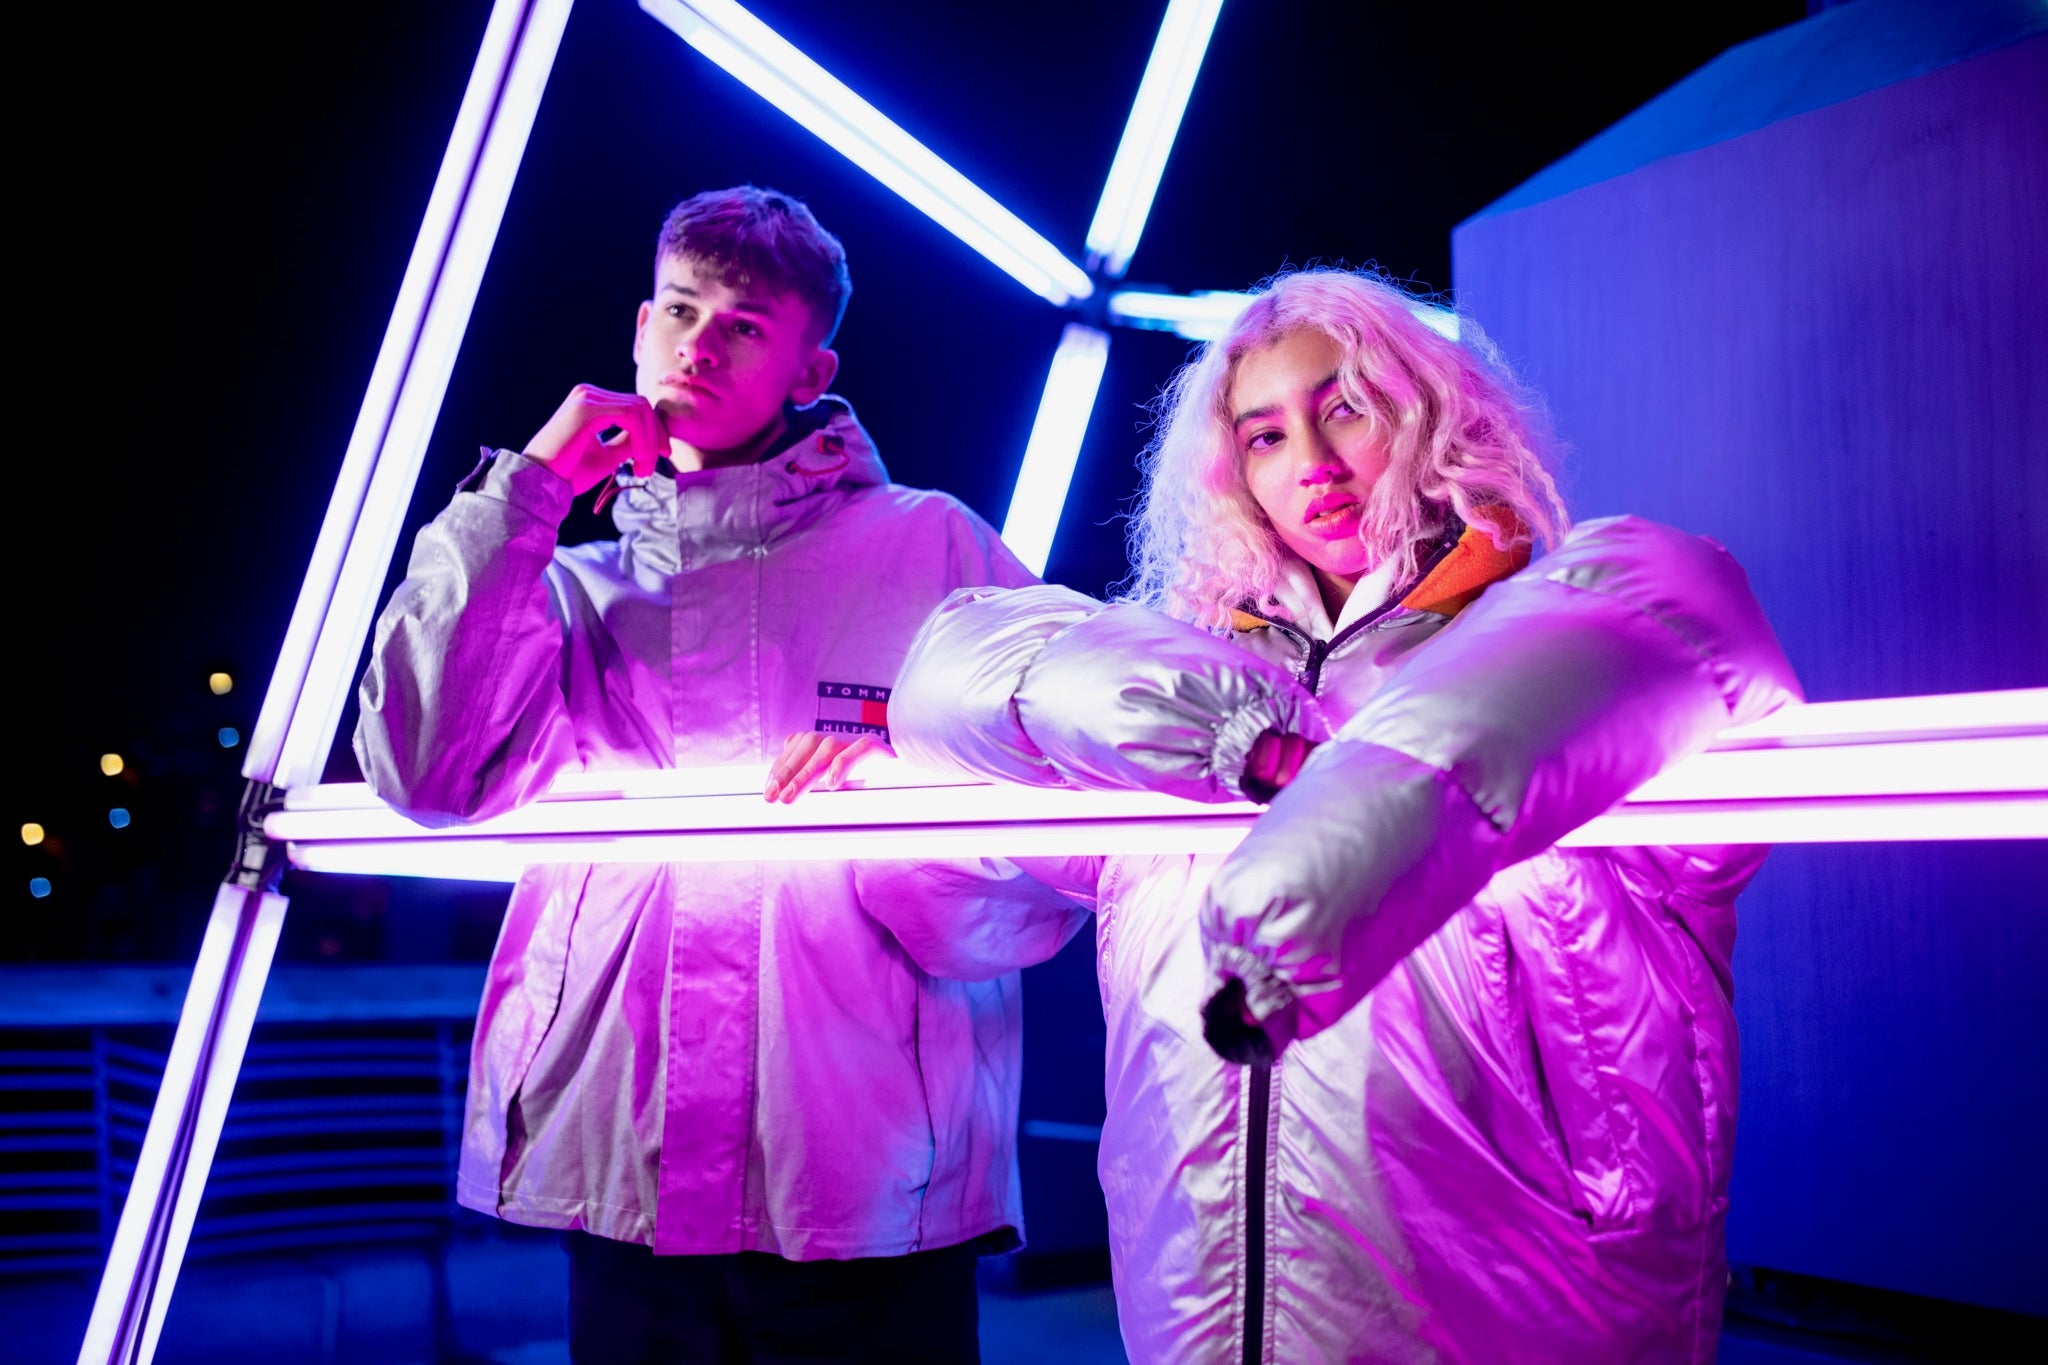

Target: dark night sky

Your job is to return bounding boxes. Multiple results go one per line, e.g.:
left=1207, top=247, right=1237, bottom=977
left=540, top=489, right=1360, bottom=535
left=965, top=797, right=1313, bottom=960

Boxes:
left=10, top=0, right=1807, bottom=955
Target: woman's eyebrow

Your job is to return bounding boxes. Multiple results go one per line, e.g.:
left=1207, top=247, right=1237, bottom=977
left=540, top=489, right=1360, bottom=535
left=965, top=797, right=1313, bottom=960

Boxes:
left=1232, top=370, right=1341, bottom=428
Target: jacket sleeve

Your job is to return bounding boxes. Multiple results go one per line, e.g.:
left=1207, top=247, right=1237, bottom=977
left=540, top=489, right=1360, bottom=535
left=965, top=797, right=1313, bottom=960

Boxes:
left=1199, top=516, right=1803, bottom=1060
left=890, top=585, right=1327, bottom=801
left=854, top=856, right=1097, bottom=981
left=848, top=508, right=1097, bottom=981
left=353, top=453, right=580, bottom=826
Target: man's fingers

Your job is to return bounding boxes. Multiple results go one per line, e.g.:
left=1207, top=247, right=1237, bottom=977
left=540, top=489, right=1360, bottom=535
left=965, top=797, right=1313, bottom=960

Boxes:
left=778, top=743, right=840, bottom=803
left=622, top=397, right=666, bottom=477
left=819, top=735, right=892, bottom=792
left=766, top=733, right=893, bottom=802
left=765, top=732, right=823, bottom=799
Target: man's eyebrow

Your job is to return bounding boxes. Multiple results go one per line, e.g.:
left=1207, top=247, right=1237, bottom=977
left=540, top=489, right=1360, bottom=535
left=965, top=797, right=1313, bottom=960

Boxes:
left=657, top=282, right=776, bottom=316
left=1232, top=370, right=1342, bottom=428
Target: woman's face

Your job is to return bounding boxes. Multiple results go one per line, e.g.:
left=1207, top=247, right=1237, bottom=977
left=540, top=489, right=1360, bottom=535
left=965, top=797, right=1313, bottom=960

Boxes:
left=1229, top=327, right=1390, bottom=600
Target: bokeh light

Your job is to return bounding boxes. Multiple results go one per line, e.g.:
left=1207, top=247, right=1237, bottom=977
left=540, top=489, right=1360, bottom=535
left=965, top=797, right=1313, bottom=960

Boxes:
left=109, top=808, right=132, bottom=830
left=218, top=727, right=241, bottom=749
left=21, top=823, right=44, bottom=846
left=29, top=877, right=51, bottom=899
left=100, top=753, right=125, bottom=777
left=209, top=671, right=234, bottom=695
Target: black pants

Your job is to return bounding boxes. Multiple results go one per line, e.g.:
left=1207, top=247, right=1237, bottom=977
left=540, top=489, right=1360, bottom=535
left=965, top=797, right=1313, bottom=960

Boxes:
left=564, top=1230, right=981, bottom=1364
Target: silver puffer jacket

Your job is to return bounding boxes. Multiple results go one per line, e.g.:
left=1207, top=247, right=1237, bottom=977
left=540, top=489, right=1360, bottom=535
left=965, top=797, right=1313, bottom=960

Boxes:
left=355, top=401, right=1078, bottom=1260
left=887, top=516, right=1801, bottom=1363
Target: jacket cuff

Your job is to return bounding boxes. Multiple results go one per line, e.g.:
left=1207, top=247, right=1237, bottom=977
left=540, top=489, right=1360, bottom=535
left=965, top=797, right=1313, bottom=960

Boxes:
left=1204, top=944, right=1302, bottom=1059
left=476, top=449, right=576, bottom=525
left=1209, top=696, right=1329, bottom=800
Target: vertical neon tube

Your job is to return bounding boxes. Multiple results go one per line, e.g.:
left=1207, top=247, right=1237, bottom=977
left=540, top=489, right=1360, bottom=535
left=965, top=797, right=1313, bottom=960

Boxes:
left=1000, top=324, right=1112, bottom=577
left=79, top=885, right=289, bottom=1365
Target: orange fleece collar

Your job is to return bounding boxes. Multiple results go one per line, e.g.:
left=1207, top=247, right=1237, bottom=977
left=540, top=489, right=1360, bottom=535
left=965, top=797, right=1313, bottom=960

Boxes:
left=1228, top=509, right=1531, bottom=632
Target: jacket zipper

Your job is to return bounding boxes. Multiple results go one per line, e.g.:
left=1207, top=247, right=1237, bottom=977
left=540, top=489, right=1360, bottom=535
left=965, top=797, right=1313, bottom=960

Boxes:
left=1236, top=534, right=1458, bottom=1363
left=1242, top=1058, right=1272, bottom=1365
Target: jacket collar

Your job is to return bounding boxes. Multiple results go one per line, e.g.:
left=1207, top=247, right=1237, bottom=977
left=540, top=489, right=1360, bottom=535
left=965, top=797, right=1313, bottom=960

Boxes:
left=1229, top=508, right=1533, bottom=637
left=611, top=396, right=887, bottom=576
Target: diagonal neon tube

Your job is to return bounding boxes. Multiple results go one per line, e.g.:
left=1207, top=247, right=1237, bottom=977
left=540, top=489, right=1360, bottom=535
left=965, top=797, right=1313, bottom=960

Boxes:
left=640, top=0, right=1091, bottom=304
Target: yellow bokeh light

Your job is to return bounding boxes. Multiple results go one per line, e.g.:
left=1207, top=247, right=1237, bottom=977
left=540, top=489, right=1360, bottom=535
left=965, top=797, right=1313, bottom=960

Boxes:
left=100, top=753, right=125, bottom=777
left=209, top=672, right=233, bottom=696
left=21, top=823, right=43, bottom=847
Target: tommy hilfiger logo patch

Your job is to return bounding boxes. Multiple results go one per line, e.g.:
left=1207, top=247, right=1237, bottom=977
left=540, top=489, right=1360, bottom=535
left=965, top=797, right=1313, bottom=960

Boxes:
left=816, top=681, right=890, bottom=739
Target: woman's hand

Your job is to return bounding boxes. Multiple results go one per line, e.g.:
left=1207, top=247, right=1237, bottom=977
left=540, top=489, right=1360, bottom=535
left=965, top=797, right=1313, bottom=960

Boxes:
left=1242, top=729, right=1318, bottom=802
left=765, top=732, right=893, bottom=803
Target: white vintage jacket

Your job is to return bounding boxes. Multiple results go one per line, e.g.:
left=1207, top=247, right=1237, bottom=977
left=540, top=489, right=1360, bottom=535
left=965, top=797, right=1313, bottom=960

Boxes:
left=885, top=515, right=1801, bottom=1363
left=354, top=400, right=1076, bottom=1260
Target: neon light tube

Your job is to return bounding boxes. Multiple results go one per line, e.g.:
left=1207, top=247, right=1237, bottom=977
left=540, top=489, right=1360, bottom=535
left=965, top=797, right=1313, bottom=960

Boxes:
left=262, top=735, right=2048, bottom=848
left=81, top=884, right=289, bottom=1364
left=1710, top=686, right=2047, bottom=746
left=1107, top=289, right=1250, bottom=340
left=277, top=691, right=2048, bottom=814
left=1107, top=289, right=1461, bottom=344
left=639, top=0, right=1091, bottom=306
left=1083, top=0, right=1227, bottom=278
left=999, top=324, right=1112, bottom=576
left=246, top=0, right=576, bottom=792
left=285, top=790, right=2048, bottom=884
left=269, top=690, right=2048, bottom=880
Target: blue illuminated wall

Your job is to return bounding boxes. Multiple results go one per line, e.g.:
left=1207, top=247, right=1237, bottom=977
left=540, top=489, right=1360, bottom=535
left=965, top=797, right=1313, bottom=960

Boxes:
left=1453, top=0, right=2047, bottom=1315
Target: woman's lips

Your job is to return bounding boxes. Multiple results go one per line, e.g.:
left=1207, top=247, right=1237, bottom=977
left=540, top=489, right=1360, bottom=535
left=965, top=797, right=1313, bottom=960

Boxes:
left=1303, top=497, right=1360, bottom=535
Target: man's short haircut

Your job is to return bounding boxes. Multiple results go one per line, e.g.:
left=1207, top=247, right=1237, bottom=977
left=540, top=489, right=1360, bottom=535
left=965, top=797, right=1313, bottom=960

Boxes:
left=658, top=186, right=852, bottom=345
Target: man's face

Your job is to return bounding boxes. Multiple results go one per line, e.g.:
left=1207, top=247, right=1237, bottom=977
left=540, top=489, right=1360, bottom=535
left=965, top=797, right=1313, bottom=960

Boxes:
left=633, top=254, right=837, bottom=460
left=1230, top=326, right=1391, bottom=591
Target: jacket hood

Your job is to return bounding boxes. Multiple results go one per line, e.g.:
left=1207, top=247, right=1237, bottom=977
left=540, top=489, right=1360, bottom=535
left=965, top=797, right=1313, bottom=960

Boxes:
left=611, top=396, right=888, bottom=576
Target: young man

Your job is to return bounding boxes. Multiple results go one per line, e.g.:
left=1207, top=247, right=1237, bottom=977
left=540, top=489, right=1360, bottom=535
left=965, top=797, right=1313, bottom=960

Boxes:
left=355, top=187, right=1079, bottom=1363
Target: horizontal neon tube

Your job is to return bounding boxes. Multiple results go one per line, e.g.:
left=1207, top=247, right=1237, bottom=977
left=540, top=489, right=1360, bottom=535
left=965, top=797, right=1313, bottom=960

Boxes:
left=286, top=793, right=2048, bottom=884
left=1083, top=0, right=1227, bottom=278
left=266, top=734, right=2046, bottom=847
left=640, top=0, right=1090, bottom=306
left=278, top=690, right=2048, bottom=816
left=273, top=691, right=2048, bottom=881
left=1106, top=289, right=1461, bottom=343
left=250, top=0, right=575, bottom=790
left=999, top=324, right=1112, bottom=576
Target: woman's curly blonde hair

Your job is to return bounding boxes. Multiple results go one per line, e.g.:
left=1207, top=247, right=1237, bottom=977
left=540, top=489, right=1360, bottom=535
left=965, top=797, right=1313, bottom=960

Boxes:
left=1124, top=268, right=1569, bottom=626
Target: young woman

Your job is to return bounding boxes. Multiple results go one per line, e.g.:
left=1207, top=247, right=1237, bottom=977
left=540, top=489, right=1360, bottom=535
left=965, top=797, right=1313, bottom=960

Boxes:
left=793, top=267, right=1800, bottom=1363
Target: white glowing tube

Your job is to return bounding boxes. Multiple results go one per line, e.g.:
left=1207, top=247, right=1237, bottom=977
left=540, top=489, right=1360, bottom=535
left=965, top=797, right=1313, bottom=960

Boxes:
left=1559, top=793, right=2048, bottom=847
left=247, top=0, right=575, bottom=792
left=81, top=884, right=289, bottom=1364
left=999, top=324, right=1112, bottom=575
left=270, top=691, right=2048, bottom=881
left=1084, top=0, right=1227, bottom=278
left=639, top=0, right=1091, bottom=306
left=1107, top=288, right=1251, bottom=340
left=285, top=791, right=2048, bottom=884
left=1107, top=289, right=1461, bottom=344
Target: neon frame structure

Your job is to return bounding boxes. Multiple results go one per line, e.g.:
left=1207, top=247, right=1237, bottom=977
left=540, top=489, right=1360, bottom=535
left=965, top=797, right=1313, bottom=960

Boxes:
left=78, top=2, right=2048, bottom=1361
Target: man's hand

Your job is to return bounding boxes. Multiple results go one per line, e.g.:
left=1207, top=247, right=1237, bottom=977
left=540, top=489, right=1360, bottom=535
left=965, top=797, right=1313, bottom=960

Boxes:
left=765, top=732, right=893, bottom=803
left=522, top=384, right=669, bottom=495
